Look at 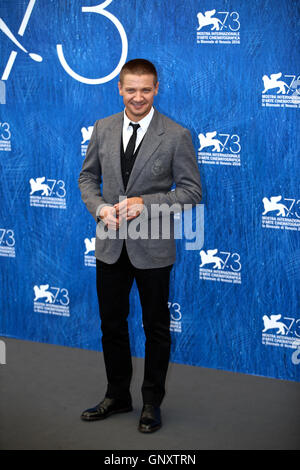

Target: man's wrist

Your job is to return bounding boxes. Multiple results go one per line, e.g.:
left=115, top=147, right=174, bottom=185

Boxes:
left=96, top=203, right=113, bottom=221
left=96, top=205, right=105, bottom=225
left=99, top=206, right=107, bottom=219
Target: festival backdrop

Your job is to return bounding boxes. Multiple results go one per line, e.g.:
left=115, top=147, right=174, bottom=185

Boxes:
left=0, top=0, right=299, bottom=381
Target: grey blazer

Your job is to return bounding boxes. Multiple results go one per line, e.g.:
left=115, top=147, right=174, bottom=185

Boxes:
left=78, top=108, right=202, bottom=268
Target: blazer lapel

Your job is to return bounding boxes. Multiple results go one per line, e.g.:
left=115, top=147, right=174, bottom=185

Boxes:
left=125, top=109, right=165, bottom=194
left=109, top=112, right=125, bottom=194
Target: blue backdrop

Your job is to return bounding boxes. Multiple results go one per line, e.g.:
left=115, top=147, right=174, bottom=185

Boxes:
left=0, top=0, right=299, bottom=381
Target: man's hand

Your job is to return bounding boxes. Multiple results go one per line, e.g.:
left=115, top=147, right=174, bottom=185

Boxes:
left=114, top=197, right=144, bottom=221
left=99, top=205, right=122, bottom=230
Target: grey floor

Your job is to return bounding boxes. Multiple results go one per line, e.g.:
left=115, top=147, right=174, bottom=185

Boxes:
left=0, top=337, right=299, bottom=450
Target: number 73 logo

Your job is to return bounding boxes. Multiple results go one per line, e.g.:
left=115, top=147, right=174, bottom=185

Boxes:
left=1, top=0, right=128, bottom=85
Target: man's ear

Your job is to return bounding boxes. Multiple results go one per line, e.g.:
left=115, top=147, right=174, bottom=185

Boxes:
left=118, top=81, right=123, bottom=96
left=154, top=81, right=159, bottom=95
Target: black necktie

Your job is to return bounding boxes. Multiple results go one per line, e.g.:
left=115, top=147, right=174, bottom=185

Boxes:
left=124, top=123, right=140, bottom=161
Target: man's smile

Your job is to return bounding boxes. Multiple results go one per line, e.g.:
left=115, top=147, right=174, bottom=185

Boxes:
left=131, top=102, right=146, bottom=108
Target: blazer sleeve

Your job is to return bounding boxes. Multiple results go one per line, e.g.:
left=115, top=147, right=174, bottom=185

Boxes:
left=78, top=120, right=112, bottom=222
left=140, top=128, right=202, bottom=217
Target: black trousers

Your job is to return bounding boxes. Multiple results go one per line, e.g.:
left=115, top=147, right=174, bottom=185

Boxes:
left=96, top=243, right=173, bottom=407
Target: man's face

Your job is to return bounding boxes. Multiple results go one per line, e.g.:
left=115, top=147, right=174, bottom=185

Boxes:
left=118, top=73, right=159, bottom=122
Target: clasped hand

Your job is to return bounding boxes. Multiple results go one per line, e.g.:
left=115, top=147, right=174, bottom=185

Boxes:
left=99, top=197, right=144, bottom=230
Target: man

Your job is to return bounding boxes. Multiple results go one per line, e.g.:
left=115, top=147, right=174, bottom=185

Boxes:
left=78, top=59, right=202, bottom=433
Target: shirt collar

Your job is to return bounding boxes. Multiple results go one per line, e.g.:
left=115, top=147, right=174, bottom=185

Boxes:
left=123, top=106, right=154, bottom=132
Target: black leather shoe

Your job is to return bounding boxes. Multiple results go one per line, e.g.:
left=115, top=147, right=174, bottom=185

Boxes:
left=81, top=397, right=133, bottom=421
left=138, top=404, right=162, bottom=433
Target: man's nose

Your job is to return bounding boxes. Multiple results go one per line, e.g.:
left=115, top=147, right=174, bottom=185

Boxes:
left=134, top=91, right=143, bottom=101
